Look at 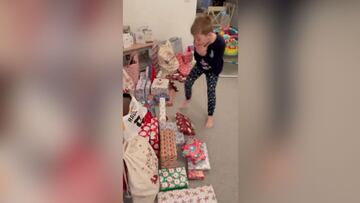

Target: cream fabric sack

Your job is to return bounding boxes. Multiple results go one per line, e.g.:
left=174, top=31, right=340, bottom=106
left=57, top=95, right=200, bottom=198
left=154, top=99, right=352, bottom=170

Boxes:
left=123, top=96, right=148, bottom=141
left=123, top=136, right=159, bottom=203
left=158, top=40, right=179, bottom=76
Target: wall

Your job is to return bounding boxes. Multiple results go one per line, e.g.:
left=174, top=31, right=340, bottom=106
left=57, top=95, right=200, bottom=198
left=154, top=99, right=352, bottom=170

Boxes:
left=123, top=0, right=197, bottom=49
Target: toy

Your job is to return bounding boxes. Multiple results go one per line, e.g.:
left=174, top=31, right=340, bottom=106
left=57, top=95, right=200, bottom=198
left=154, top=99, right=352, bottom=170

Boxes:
left=225, top=37, right=238, bottom=56
left=214, top=26, right=238, bottom=56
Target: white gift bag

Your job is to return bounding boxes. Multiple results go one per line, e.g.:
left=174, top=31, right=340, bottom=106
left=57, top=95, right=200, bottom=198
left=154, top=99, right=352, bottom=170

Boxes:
left=123, top=136, right=159, bottom=203
left=123, top=96, right=148, bottom=141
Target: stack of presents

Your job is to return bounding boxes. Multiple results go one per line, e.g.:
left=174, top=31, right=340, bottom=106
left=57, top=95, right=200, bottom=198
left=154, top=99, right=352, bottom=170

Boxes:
left=123, top=37, right=217, bottom=203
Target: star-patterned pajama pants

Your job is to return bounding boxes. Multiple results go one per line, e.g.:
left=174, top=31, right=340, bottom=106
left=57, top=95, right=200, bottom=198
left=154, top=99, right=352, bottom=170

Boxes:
left=184, top=66, right=219, bottom=116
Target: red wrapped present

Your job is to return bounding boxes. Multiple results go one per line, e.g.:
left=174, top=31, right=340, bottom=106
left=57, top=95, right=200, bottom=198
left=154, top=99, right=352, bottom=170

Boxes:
left=139, top=117, right=160, bottom=157
left=181, top=138, right=206, bottom=164
left=188, top=170, right=205, bottom=180
left=176, top=112, right=195, bottom=136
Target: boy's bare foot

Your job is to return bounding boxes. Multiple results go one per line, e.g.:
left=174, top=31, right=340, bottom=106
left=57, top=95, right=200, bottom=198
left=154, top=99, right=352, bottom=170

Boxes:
left=179, top=100, right=190, bottom=109
left=205, top=116, right=214, bottom=128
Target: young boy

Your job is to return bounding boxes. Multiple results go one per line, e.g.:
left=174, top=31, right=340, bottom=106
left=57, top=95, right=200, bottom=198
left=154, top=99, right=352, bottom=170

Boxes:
left=181, top=14, right=226, bottom=128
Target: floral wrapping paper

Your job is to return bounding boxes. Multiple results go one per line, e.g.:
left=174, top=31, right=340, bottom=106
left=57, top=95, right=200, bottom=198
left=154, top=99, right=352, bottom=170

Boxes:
left=157, top=185, right=218, bottom=203
left=160, top=128, right=177, bottom=169
left=160, top=122, right=185, bottom=145
left=159, top=167, right=188, bottom=191
left=187, top=143, right=211, bottom=170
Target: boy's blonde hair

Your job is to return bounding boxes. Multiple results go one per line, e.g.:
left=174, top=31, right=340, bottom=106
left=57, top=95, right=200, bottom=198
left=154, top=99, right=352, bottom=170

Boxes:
left=191, top=14, right=213, bottom=35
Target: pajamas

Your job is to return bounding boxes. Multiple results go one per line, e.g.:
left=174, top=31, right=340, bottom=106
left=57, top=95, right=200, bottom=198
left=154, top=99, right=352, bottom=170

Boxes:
left=185, top=66, right=219, bottom=116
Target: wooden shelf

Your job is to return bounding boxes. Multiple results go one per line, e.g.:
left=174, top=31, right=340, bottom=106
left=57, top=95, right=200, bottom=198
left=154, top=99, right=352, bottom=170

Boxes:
left=124, top=42, right=154, bottom=54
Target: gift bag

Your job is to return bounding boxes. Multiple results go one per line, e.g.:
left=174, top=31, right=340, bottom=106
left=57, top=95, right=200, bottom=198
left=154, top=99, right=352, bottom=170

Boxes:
left=159, top=167, right=188, bottom=191
left=123, top=96, right=148, bottom=141
left=169, top=37, right=183, bottom=54
left=157, top=185, right=218, bottom=203
left=123, top=33, right=134, bottom=48
left=188, top=143, right=211, bottom=170
left=124, top=52, right=140, bottom=85
left=123, top=136, right=159, bottom=203
left=160, top=129, right=177, bottom=169
left=176, top=112, right=196, bottom=136
left=158, top=40, right=179, bottom=75
left=160, top=122, right=185, bottom=145
left=123, top=69, right=135, bottom=94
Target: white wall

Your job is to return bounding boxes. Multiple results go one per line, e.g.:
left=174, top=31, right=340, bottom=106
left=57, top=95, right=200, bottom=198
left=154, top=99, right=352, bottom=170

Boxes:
left=123, top=0, right=197, bottom=49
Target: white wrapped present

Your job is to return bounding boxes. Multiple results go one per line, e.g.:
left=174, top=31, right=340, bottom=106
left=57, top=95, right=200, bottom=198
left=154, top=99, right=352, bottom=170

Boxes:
left=151, top=78, right=169, bottom=98
left=135, top=76, right=146, bottom=103
left=159, top=97, right=166, bottom=123
left=157, top=185, right=217, bottom=203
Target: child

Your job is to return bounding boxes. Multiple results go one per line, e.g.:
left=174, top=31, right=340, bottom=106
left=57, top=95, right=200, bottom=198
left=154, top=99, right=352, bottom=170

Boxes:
left=181, top=14, right=226, bottom=128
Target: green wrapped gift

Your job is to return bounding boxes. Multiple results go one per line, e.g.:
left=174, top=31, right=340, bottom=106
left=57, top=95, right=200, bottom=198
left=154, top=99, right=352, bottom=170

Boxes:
left=159, top=167, right=188, bottom=191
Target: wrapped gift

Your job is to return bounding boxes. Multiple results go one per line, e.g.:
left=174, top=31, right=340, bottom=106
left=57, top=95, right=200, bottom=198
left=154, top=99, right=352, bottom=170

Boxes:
left=151, top=44, right=160, bottom=72
left=188, top=170, right=205, bottom=180
left=160, top=129, right=177, bottom=169
left=157, top=185, right=218, bottom=203
left=159, top=97, right=167, bottom=123
left=176, top=53, right=192, bottom=77
left=159, top=167, right=188, bottom=191
left=182, top=47, right=193, bottom=64
left=160, top=122, right=185, bottom=145
left=188, top=143, right=211, bottom=170
left=182, top=138, right=206, bottom=165
left=144, top=98, right=156, bottom=117
left=151, top=78, right=169, bottom=98
left=135, top=76, right=147, bottom=103
left=166, top=71, right=187, bottom=83
left=176, top=112, right=195, bottom=136
left=138, top=117, right=160, bottom=158
left=145, top=79, right=152, bottom=99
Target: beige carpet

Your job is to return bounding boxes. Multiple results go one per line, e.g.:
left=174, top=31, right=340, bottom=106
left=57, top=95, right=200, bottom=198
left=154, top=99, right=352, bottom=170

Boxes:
left=124, top=73, right=239, bottom=202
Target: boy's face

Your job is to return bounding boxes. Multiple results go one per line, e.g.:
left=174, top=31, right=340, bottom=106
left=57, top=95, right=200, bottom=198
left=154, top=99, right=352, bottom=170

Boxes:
left=194, top=33, right=211, bottom=47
